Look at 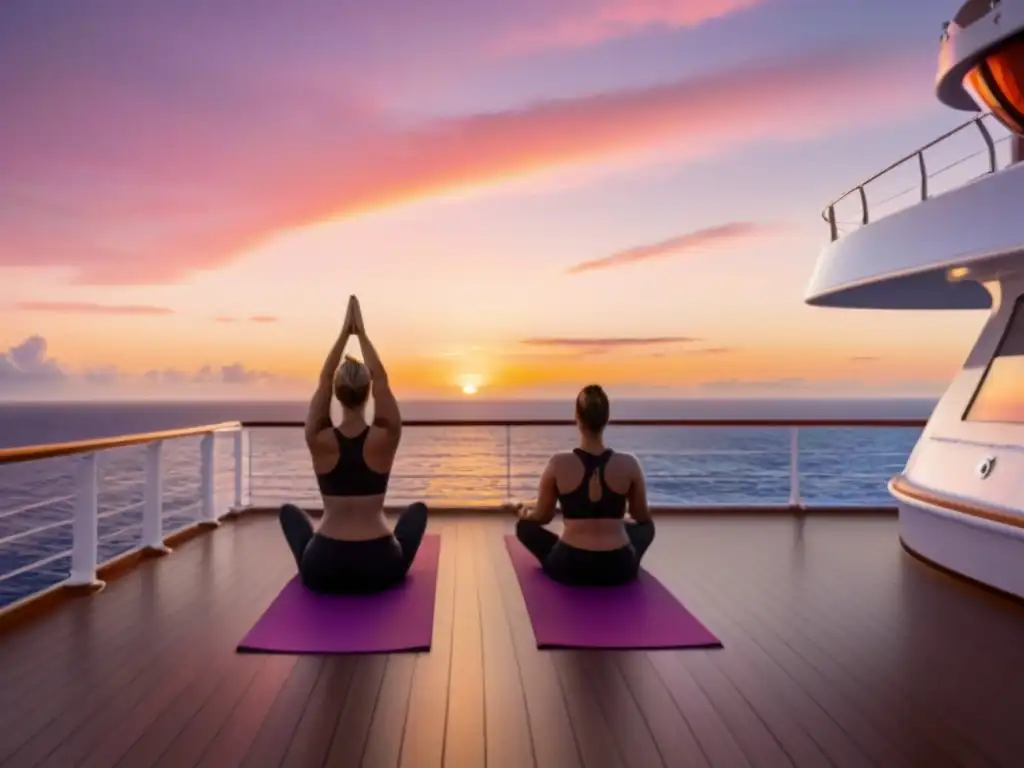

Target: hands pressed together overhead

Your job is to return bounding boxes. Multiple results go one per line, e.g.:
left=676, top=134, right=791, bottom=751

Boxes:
left=343, top=295, right=365, bottom=337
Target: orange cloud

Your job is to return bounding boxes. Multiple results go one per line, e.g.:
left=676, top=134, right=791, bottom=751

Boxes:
left=14, top=301, right=173, bottom=316
left=566, top=221, right=784, bottom=274
left=651, top=346, right=733, bottom=358
left=520, top=336, right=698, bottom=353
left=2, top=46, right=932, bottom=284
left=498, top=0, right=764, bottom=53
left=215, top=315, right=279, bottom=323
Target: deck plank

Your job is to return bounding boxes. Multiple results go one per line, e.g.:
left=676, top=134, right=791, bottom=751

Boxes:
left=660, top=528, right=952, bottom=767
left=193, top=655, right=300, bottom=768
left=2, top=513, right=1024, bottom=768
left=441, top=524, right=486, bottom=768
left=360, top=655, right=417, bottom=768
left=6, top=524, right=288, bottom=768
left=472, top=524, right=536, bottom=768
left=577, top=652, right=667, bottom=768
left=322, top=655, right=389, bottom=767
left=398, top=524, right=457, bottom=768
left=240, top=657, right=325, bottom=768
left=611, top=653, right=712, bottom=768
left=681, top=518, right=1008, bottom=765
left=0, top=536, right=248, bottom=762
left=279, top=658, right=359, bottom=768
left=485, top=528, right=583, bottom=768
left=673, top=566, right=915, bottom=768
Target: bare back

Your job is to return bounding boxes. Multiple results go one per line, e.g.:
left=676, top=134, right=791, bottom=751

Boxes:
left=309, top=422, right=401, bottom=540
left=549, top=450, right=650, bottom=550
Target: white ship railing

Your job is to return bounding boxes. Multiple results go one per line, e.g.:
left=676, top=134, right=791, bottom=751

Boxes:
left=823, top=113, right=1017, bottom=241
left=0, top=422, right=246, bottom=596
left=0, top=418, right=926, bottom=613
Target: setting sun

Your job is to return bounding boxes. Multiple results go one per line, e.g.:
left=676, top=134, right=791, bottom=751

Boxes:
left=462, top=383, right=478, bottom=395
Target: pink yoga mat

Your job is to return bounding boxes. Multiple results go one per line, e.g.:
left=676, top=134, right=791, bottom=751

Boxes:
left=238, top=535, right=440, bottom=654
left=505, top=536, right=721, bottom=650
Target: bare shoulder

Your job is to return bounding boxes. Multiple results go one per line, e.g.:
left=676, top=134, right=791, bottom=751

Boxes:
left=540, top=452, right=571, bottom=476
left=610, top=451, right=643, bottom=473
left=365, top=422, right=401, bottom=452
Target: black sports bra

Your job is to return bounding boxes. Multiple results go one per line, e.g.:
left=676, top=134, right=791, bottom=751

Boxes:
left=558, top=448, right=627, bottom=520
left=315, top=427, right=390, bottom=497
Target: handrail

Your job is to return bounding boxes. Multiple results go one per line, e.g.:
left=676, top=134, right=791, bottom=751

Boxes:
left=821, top=113, right=1008, bottom=241
left=890, top=474, right=1024, bottom=531
left=243, top=418, right=928, bottom=428
left=0, top=416, right=927, bottom=614
left=245, top=418, right=925, bottom=512
left=0, top=422, right=250, bottom=612
left=0, top=421, right=241, bottom=465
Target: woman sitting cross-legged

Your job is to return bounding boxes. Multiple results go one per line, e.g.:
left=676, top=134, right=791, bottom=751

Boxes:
left=512, top=384, right=654, bottom=587
left=278, top=295, right=428, bottom=594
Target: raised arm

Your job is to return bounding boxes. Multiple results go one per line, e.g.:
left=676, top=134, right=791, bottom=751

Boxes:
left=304, top=298, right=354, bottom=447
left=626, top=455, right=652, bottom=523
left=350, top=297, right=402, bottom=440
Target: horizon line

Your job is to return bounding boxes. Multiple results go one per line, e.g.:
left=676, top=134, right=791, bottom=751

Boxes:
left=0, top=394, right=941, bottom=406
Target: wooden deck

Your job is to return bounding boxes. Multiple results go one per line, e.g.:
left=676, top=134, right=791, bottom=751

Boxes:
left=2, top=513, right=1024, bottom=768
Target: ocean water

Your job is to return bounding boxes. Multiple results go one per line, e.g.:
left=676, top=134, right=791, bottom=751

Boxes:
left=0, top=398, right=932, bottom=608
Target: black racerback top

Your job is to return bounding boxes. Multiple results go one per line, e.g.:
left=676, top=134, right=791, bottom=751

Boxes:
left=557, top=448, right=627, bottom=520
left=315, top=427, right=390, bottom=497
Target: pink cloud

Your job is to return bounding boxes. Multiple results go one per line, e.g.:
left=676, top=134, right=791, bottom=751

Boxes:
left=15, top=301, right=173, bottom=315
left=0, top=46, right=932, bottom=285
left=498, top=0, right=764, bottom=53
left=566, top=222, right=785, bottom=274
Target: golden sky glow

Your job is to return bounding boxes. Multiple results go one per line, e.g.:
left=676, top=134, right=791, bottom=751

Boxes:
left=0, top=1, right=985, bottom=400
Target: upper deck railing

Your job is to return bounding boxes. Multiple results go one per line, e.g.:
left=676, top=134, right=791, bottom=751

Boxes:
left=0, top=417, right=926, bottom=613
left=823, top=113, right=1017, bottom=241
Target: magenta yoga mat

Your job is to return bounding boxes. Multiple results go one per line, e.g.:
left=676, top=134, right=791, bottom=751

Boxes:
left=238, top=535, right=441, bottom=654
left=504, top=536, right=721, bottom=650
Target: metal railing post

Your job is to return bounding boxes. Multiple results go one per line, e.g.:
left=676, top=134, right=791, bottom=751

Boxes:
left=247, top=427, right=254, bottom=505
left=505, top=428, right=512, bottom=505
left=232, top=429, right=245, bottom=512
left=505, top=425, right=512, bottom=502
left=200, top=433, right=219, bottom=526
left=788, top=427, right=802, bottom=509
left=917, top=151, right=928, bottom=200
left=142, top=440, right=170, bottom=553
left=67, top=452, right=104, bottom=589
left=976, top=117, right=997, bottom=172
left=821, top=114, right=999, bottom=239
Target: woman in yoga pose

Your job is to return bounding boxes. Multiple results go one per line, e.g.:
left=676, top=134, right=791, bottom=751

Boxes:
left=279, top=295, right=428, bottom=594
left=513, top=384, right=654, bottom=586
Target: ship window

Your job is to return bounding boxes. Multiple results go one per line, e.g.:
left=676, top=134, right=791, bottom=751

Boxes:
left=964, top=297, right=1024, bottom=423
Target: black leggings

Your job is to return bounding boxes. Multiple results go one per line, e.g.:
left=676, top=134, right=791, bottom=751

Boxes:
left=279, top=502, right=428, bottom=594
left=515, top=519, right=655, bottom=587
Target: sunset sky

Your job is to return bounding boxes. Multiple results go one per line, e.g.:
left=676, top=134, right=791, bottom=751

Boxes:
left=0, top=0, right=1001, bottom=400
